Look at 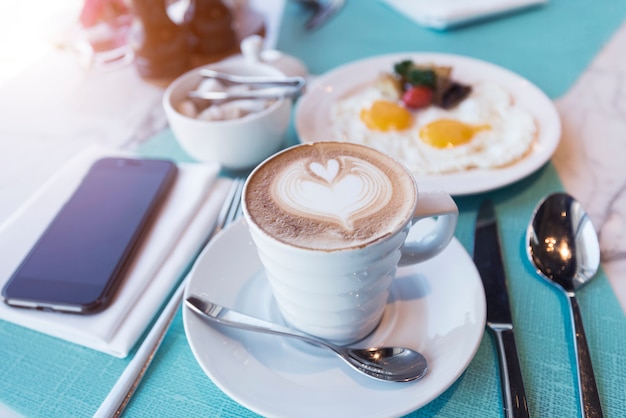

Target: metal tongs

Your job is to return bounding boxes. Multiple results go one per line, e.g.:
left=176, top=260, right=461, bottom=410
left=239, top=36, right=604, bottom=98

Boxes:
left=188, top=69, right=306, bottom=103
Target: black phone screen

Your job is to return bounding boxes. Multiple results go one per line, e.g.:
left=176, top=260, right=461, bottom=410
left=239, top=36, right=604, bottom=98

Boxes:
left=2, top=157, right=177, bottom=313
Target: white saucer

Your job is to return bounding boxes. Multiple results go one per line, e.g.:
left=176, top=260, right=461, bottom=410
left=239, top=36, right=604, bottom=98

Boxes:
left=183, top=219, right=486, bottom=418
left=295, top=52, right=561, bottom=196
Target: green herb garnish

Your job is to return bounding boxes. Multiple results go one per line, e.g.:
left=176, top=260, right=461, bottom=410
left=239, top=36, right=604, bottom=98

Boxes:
left=393, top=60, right=436, bottom=88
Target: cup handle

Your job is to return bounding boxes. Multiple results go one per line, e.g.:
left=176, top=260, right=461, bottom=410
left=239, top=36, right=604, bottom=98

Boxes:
left=398, top=191, right=458, bottom=266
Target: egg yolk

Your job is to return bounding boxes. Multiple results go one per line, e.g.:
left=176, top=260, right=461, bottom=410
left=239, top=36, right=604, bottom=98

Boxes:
left=420, top=119, right=490, bottom=149
left=360, top=100, right=413, bottom=131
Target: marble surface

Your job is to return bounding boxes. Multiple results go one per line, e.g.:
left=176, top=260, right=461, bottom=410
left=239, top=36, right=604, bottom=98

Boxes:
left=552, top=21, right=626, bottom=311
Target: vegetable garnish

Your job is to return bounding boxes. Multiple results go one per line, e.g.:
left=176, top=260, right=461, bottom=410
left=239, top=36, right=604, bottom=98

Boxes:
left=376, top=60, right=472, bottom=110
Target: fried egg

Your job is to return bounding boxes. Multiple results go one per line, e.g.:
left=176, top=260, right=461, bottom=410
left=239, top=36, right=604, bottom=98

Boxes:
left=330, top=82, right=537, bottom=175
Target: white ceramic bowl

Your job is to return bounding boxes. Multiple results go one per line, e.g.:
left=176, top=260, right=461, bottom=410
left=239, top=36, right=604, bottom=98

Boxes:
left=163, top=61, right=291, bottom=170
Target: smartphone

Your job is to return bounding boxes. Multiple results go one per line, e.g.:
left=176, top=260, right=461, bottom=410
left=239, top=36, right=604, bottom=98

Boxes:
left=2, top=157, right=178, bottom=314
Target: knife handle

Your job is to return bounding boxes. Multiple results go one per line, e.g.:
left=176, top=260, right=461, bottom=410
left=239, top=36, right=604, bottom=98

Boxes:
left=491, top=326, right=531, bottom=418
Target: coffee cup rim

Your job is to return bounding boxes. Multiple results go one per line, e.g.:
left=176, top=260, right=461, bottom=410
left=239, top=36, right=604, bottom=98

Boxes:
left=242, top=141, right=419, bottom=253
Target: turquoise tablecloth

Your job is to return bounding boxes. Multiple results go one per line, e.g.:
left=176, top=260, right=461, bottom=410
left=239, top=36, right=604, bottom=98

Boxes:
left=137, top=135, right=626, bottom=417
left=2, top=1, right=626, bottom=417
left=278, top=0, right=626, bottom=99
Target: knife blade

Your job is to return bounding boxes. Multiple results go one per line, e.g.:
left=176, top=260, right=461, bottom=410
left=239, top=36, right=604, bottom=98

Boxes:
left=473, top=200, right=530, bottom=418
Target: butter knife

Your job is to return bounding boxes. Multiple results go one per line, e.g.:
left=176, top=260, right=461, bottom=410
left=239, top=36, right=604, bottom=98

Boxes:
left=473, top=200, right=530, bottom=418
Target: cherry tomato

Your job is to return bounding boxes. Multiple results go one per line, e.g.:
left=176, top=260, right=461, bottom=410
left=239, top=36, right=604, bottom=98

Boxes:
left=401, top=86, right=433, bottom=109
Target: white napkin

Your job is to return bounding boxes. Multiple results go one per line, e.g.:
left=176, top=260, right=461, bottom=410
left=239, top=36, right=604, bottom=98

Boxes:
left=0, top=146, right=231, bottom=357
left=381, top=0, right=547, bottom=30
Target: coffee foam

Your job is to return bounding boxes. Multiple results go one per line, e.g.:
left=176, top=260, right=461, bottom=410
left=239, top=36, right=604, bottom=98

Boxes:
left=245, top=142, right=417, bottom=251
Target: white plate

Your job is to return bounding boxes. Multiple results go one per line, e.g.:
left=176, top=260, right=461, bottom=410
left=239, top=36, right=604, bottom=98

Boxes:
left=183, top=218, right=486, bottom=418
left=295, top=52, right=561, bottom=196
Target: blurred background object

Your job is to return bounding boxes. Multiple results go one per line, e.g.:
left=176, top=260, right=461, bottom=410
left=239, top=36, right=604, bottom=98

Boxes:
left=77, top=0, right=135, bottom=70
left=127, top=0, right=265, bottom=82
left=128, top=0, right=191, bottom=80
left=5, top=0, right=267, bottom=82
left=185, top=0, right=237, bottom=55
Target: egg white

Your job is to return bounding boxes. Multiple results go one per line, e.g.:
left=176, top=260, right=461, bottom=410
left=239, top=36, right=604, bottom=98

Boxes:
left=329, top=82, right=537, bottom=175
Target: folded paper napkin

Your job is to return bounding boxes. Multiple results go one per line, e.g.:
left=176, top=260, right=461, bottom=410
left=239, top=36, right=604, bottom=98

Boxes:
left=0, top=146, right=230, bottom=357
left=381, top=0, right=547, bottom=30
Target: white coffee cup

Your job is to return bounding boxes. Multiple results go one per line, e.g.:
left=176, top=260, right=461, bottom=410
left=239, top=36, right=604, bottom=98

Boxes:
left=242, top=142, right=458, bottom=344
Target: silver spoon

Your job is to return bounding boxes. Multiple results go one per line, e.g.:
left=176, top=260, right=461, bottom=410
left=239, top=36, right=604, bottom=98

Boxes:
left=185, top=296, right=428, bottom=383
left=526, top=192, right=603, bottom=417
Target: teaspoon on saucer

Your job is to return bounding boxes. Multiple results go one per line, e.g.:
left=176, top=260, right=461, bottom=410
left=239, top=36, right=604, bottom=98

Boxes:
left=185, top=296, right=428, bottom=383
left=527, top=193, right=604, bottom=417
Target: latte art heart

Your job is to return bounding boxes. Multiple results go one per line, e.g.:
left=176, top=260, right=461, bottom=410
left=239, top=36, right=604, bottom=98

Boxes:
left=310, top=159, right=339, bottom=183
left=274, top=156, right=393, bottom=230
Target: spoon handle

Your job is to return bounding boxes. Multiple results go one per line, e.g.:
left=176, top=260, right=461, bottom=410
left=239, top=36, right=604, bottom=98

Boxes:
left=188, top=88, right=300, bottom=103
left=186, top=296, right=324, bottom=346
left=199, top=69, right=306, bottom=88
left=490, top=327, right=530, bottom=418
left=568, top=294, right=604, bottom=418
